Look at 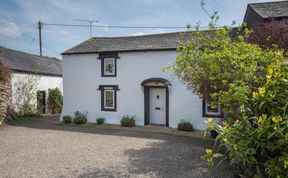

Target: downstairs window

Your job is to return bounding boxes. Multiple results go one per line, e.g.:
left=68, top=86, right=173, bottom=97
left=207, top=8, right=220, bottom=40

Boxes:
left=98, top=85, right=119, bottom=111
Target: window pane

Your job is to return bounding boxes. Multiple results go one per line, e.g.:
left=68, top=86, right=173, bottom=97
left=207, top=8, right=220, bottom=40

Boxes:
left=104, top=58, right=115, bottom=75
left=207, top=104, right=219, bottom=113
left=205, top=99, right=220, bottom=115
left=105, top=90, right=114, bottom=108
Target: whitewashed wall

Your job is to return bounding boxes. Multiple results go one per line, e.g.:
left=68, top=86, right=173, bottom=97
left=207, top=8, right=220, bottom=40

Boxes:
left=61, top=51, right=214, bottom=130
left=11, top=72, right=63, bottom=112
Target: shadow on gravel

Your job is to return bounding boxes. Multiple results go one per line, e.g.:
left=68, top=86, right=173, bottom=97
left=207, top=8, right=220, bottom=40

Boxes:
left=76, top=141, right=233, bottom=178
left=11, top=116, right=235, bottom=178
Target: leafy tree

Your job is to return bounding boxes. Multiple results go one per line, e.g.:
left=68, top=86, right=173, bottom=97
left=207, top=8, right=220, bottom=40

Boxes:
left=167, top=25, right=285, bottom=122
left=48, top=88, right=63, bottom=114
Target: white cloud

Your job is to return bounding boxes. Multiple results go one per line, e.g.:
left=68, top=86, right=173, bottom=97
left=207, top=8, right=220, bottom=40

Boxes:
left=0, top=22, right=21, bottom=39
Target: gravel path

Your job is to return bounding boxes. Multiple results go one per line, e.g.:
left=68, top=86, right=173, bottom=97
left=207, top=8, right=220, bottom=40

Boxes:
left=0, top=116, right=234, bottom=178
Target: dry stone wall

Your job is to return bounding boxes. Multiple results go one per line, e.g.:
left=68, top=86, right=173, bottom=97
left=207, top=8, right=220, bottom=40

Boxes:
left=0, top=61, right=13, bottom=122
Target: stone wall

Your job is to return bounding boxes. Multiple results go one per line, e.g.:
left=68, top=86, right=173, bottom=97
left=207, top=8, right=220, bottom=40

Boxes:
left=0, top=61, right=13, bottom=122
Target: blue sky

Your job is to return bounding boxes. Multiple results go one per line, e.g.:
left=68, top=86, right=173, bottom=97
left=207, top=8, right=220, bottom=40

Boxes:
left=0, top=0, right=277, bottom=59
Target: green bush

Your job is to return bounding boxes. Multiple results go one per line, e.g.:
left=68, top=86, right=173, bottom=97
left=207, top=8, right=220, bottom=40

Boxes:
left=96, top=117, right=105, bottom=125
left=62, top=115, right=72, bottom=123
left=48, top=88, right=63, bottom=114
left=202, top=60, right=288, bottom=177
left=121, top=115, right=135, bottom=127
left=73, top=111, right=87, bottom=124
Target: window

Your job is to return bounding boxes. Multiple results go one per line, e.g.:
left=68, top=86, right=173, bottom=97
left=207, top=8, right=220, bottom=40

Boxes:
left=98, top=52, right=119, bottom=77
left=104, top=58, right=115, bottom=76
left=202, top=99, right=221, bottom=117
left=98, top=85, right=119, bottom=111
left=104, top=89, right=114, bottom=109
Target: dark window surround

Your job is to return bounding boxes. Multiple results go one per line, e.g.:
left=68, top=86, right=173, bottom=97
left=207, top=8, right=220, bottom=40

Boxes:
left=97, top=52, right=119, bottom=77
left=202, top=99, right=223, bottom=118
left=98, top=85, right=119, bottom=112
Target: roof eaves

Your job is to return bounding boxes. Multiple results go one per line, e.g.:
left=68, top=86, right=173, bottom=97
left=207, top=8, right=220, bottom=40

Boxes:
left=11, top=69, right=63, bottom=77
left=61, top=47, right=177, bottom=55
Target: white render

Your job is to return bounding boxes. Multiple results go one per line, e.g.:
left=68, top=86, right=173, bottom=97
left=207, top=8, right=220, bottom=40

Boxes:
left=11, top=72, right=63, bottom=112
left=61, top=50, right=217, bottom=130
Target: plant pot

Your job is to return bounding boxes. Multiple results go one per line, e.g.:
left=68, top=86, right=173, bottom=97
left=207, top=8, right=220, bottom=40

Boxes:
left=178, top=124, right=193, bottom=132
left=97, top=120, right=104, bottom=125
left=210, top=129, right=218, bottom=138
left=121, top=120, right=135, bottom=127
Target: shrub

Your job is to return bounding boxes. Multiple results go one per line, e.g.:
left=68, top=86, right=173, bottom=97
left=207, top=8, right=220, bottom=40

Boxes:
left=48, top=88, right=63, bottom=114
left=201, top=60, right=288, bottom=177
left=63, top=115, right=72, bottom=123
left=96, top=117, right=105, bottom=125
left=121, top=115, right=135, bottom=127
left=73, top=111, right=87, bottom=124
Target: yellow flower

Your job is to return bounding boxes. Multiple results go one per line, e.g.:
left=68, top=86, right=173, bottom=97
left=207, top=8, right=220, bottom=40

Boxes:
left=272, top=116, right=282, bottom=124
left=205, top=148, right=212, bottom=156
left=235, top=120, right=239, bottom=124
left=258, top=87, right=266, bottom=96
left=223, top=137, right=227, bottom=142
left=284, top=160, right=288, bottom=169
left=204, top=118, right=213, bottom=127
left=252, top=91, right=258, bottom=98
left=223, top=121, right=229, bottom=129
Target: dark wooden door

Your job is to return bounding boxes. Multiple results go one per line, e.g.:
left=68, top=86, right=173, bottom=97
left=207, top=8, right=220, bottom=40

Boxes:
left=37, top=91, right=46, bottom=114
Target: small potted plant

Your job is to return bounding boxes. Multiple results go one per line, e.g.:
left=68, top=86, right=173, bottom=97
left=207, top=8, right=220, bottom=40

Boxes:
left=73, top=111, right=88, bottom=124
left=63, top=115, right=72, bottom=124
left=96, top=117, right=105, bottom=125
left=121, top=115, right=135, bottom=127
left=178, top=120, right=193, bottom=132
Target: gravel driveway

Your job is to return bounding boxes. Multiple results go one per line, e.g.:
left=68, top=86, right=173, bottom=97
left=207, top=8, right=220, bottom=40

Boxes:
left=0, top=116, right=233, bottom=178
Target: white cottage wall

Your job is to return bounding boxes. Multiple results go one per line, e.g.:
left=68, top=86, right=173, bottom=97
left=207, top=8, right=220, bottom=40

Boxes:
left=61, top=51, right=210, bottom=130
left=11, top=72, right=63, bottom=112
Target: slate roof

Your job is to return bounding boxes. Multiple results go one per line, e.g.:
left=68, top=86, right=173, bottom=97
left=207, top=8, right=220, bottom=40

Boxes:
left=0, top=46, right=62, bottom=76
left=248, top=1, right=288, bottom=19
left=62, top=31, right=193, bottom=55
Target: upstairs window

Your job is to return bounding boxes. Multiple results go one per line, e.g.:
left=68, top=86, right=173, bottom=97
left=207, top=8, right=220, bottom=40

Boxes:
left=104, top=58, right=115, bottom=76
left=202, top=99, right=221, bottom=117
left=98, top=52, right=119, bottom=77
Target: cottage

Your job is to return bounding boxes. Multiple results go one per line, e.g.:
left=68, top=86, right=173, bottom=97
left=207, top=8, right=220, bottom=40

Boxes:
left=60, top=32, right=221, bottom=130
left=244, top=1, right=288, bottom=28
left=61, top=1, right=288, bottom=130
left=0, top=46, right=62, bottom=115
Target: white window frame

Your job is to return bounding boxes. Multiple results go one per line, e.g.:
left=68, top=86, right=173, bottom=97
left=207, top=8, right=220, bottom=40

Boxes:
left=205, top=101, right=221, bottom=116
left=103, top=58, right=115, bottom=76
left=104, top=89, right=115, bottom=109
